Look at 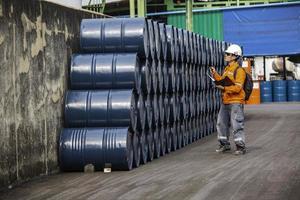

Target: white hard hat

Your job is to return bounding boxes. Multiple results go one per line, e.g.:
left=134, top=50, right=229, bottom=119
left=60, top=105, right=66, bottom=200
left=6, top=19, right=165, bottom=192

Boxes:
left=225, top=44, right=242, bottom=56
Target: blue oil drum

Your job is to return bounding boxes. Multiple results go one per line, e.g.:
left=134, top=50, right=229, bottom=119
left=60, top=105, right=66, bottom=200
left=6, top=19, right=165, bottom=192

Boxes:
left=145, top=94, right=154, bottom=129
left=70, top=53, right=141, bottom=92
left=158, top=94, right=165, bottom=124
left=165, top=25, right=175, bottom=62
left=132, top=132, right=140, bottom=168
left=195, top=92, right=200, bottom=117
left=199, top=36, right=205, bottom=66
left=187, top=120, right=193, bottom=144
left=153, top=21, right=162, bottom=60
left=138, top=129, right=148, bottom=165
left=165, top=125, right=172, bottom=154
left=173, top=26, right=179, bottom=62
left=196, top=118, right=201, bottom=140
left=192, top=65, right=197, bottom=91
left=151, top=60, right=158, bottom=94
left=167, top=62, right=176, bottom=93
left=146, top=128, right=154, bottom=162
left=189, top=32, right=195, bottom=64
left=184, top=64, right=189, bottom=92
left=59, top=127, right=133, bottom=171
left=196, top=35, right=201, bottom=65
left=193, top=33, right=198, bottom=65
left=164, top=95, right=170, bottom=124
left=141, top=60, right=152, bottom=94
left=159, top=23, right=167, bottom=61
left=136, top=94, right=146, bottom=131
left=189, top=32, right=194, bottom=64
left=182, top=120, right=188, bottom=147
left=260, top=81, right=273, bottom=103
left=272, top=80, right=287, bottom=102
left=64, top=90, right=138, bottom=130
left=182, top=30, right=190, bottom=63
left=80, top=18, right=149, bottom=58
left=152, top=94, right=159, bottom=125
left=157, top=60, right=164, bottom=94
left=159, top=125, right=166, bottom=156
left=170, top=124, right=177, bottom=151
left=152, top=127, right=160, bottom=159
left=177, top=122, right=184, bottom=149
left=162, top=62, right=169, bottom=94
left=177, top=28, right=185, bottom=63
left=174, top=63, right=180, bottom=93
left=287, top=80, right=300, bottom=101
left=178, top=95, right=187, bottom=121
left=147, top=19, right=156, bottom=60
left=195, top=33, right=199, bottom=65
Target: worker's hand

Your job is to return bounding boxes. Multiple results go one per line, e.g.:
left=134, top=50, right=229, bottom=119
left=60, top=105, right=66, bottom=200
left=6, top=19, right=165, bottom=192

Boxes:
left=215, top=85, right=224, bottom=90
left=210, top=67, right=216, bottom=74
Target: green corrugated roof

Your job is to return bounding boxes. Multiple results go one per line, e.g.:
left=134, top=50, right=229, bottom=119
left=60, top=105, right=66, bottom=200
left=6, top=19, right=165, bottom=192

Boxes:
left=167, top=11, right=223, bottom=40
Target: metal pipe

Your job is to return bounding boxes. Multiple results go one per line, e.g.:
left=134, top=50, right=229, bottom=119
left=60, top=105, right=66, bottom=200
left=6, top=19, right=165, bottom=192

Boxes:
left=146, top=2, right=300, bottom=16
left=186, top=0, right=193, bottom=31
left=263, top=56, right=266, bottom=81
left=283, top=56, right=286, bottom=80
left=138, top=0, right=146, bottom=17
left=130, top=0, right=135, bottom=18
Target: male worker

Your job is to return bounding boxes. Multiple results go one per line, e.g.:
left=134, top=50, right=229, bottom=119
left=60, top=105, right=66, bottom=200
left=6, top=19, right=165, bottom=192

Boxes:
left=210, top=44, right=246, bottom=155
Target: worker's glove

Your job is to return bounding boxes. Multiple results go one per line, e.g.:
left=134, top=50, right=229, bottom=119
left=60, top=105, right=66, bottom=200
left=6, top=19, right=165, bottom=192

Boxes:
left=215, top=85, right=224, bottom=90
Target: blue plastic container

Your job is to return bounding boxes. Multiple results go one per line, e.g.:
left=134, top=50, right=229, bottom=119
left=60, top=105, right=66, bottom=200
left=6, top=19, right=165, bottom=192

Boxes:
left=272, top=80, right=287, bottom=102
left=287, top=80, right=300, bottom=101
left=260, top=81, right=273, bottom=103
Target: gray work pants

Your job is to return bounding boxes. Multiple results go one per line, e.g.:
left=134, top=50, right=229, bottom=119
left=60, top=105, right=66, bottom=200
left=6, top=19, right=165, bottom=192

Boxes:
left=216, top=103, right=245, bottom=147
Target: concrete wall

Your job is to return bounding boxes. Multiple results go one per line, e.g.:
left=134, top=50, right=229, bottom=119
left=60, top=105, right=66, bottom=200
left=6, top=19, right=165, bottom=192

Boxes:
left=0, top=0, right=102, bottom=190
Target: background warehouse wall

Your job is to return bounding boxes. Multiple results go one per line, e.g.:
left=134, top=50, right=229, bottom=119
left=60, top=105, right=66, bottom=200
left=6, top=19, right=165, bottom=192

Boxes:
left=0, top=0, right=101, bottom=190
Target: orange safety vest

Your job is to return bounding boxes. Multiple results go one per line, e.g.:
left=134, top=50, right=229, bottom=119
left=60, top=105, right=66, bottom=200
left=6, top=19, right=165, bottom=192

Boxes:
left=213, top=61, right=246, bottom=104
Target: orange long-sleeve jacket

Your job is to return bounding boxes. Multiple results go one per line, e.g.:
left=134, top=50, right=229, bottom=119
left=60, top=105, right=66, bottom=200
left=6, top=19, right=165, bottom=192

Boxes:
left=212, top=61, right=246, bottom=104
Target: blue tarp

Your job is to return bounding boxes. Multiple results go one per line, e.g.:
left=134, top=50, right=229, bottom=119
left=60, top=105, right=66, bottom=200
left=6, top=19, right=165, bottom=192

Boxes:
left=223, top=4, right=300, bottom=56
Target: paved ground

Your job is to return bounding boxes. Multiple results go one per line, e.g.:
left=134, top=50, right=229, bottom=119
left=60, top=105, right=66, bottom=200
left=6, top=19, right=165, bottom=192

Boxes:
left=1, top=103, right=300, bottom=200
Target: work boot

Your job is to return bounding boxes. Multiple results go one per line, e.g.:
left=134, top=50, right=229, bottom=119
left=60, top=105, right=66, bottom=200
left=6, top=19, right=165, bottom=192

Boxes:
left=234, top=146, right=246, bottom=155
left=216, top=144, right=231, bottom=153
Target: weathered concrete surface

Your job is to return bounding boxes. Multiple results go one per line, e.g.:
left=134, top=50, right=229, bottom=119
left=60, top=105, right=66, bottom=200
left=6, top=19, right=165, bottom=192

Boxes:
left=0, top=0, right=102, bottom=190
left=1, top=103, right=299, bottom=200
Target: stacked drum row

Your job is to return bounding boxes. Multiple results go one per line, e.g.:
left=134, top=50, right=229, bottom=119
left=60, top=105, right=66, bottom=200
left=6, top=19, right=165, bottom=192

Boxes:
left=260, top=80, right=300, bottom=103
left=59, top=18, right=229, bottom=171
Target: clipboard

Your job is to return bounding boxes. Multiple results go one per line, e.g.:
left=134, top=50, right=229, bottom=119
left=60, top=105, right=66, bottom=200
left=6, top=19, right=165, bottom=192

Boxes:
left=215, top=76, right=234, bottom=86
left=207, top=72, right=234, bottom=86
